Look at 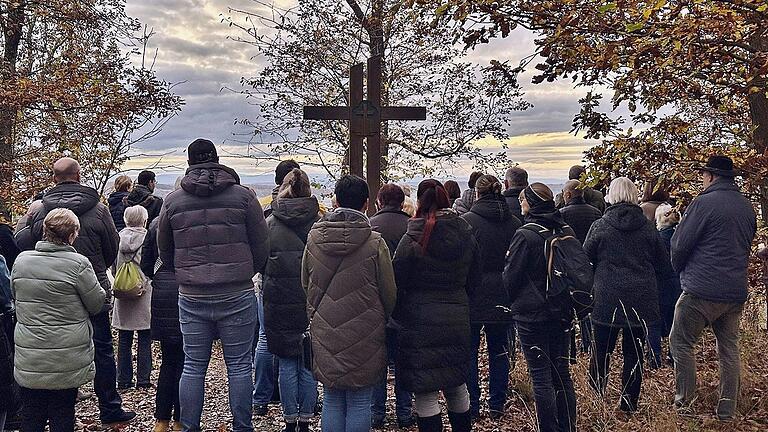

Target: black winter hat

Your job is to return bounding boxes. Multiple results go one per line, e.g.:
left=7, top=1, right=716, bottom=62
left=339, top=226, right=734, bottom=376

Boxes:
left=696, top=155, right=739, bottom=178
left=187, top=139, right=219, bottom=165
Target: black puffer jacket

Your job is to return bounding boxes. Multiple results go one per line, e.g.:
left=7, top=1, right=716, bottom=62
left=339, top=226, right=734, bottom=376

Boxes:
left=0, top=224, right=20, bottom=270
left=125, top=185, right=163, bottom=225
left=29, top=182, right=119, bottom=307
left=392, top=212, right=481, bottom=393
left=503, top=210, right=576, bottom=323
left=263, top=197, right=319, bottom=358
left=108, top=191, right=129, bottom=231
left=583, top=203, right=672, bottom=328
left=142, top=219, right=181, bottom=343
left=158, top=163, right=269, bottom=297
left=503, top=186, right=525, bottom=224
left=370, top=206, right=410, bottom=255
left=559, top=196, right=603, bottom=244
left=461, top=196, right=521, bottom=324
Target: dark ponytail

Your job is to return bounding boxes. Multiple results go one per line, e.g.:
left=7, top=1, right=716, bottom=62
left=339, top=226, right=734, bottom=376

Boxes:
left=415, top=179, right=451, bottom=254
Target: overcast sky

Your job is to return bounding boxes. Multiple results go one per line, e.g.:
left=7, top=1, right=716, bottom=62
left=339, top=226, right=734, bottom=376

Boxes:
left=124, top=0, right=597, bottom=184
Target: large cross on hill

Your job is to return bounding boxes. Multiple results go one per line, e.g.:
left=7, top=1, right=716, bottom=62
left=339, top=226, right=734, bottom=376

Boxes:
left=303, top=56, right=426, bottom=210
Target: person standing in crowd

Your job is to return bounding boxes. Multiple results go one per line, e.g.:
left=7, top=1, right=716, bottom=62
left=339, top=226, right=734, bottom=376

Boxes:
left=555, top=165, right=605, bottom=213
left=559, top=179, right=603, bottom=353
left=126, top=170, right=163, bottom=225
left=443, top=180, right=461, bottom=203
left=453, top=171, right=483, bottom=215
left=262, top=169, right=320, bottom=432
left=0, top=205, right=20, bottom=271
left=639, top=178, right=670, bottom=222
left=142, top=196, right=184, bottom=432
left=158, top=139, right=269, bottom=432
left=108, top=175, right=132, bottom=232
left=27, top=158, right=134, bottom=425
left=302, top=175, right=397, bottom=432
left=0, top=255, right=14, bottom=432
left=646, top=204, right=682, bottom=368
left=263, top=160, right=301, bottom=215
left=583, top=177, right=672, bottom=413
left=461, top=175, right=519, bottom=420
left=369, top=184, right=415, bottom=429
left=393, top=179, right=479, bottom=432
left=503, top=167, right=528, bottom=223
left=669, top=156, right=756, bottom=421
left=400, top=184, right=416, bottom=217
left=12, top=209, right=106, bottom=432
left=503, top=183, right=577, bottom=432
left=112, top=205, right=152, bottom=390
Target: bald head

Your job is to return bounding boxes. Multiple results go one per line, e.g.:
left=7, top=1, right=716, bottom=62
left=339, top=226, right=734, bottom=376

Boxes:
left=53, top=158, right=81, bottom=184
left=562, top=179, right=583, bottom=203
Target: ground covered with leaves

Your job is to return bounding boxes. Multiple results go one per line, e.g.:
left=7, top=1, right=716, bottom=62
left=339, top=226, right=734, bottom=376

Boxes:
left=74, top=321, right=768, bottom=432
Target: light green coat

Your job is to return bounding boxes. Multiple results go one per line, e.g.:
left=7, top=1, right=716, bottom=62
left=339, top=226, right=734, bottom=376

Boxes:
left=12, top=241, right=106, bottom=389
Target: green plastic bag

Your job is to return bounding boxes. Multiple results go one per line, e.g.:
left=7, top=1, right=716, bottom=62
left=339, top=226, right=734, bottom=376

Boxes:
left=113, top=261, right=144, bottom=299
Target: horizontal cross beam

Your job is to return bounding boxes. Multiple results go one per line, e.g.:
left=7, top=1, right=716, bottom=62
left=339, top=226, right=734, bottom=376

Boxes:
left=303, top=105, right=427, bottom=121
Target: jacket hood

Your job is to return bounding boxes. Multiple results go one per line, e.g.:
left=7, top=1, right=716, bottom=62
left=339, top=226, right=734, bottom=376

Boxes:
left=119, top=227, right=147, bottom=254
left=603, top=202, right=648, bottom=232
left=34, top=241, right=76, bottom=253
left=311, top=208, right=373, bottom=257
left=702, top=178, right=740, bottom=195
left=406, top=211, right=469, bottom=260
left=373, top=206, right=411, bottom=219
left=42, top=183, right=100, bottom=216
left=125, top=184, right=154, bottom=206
left=469, top=195, right=510, bottom=222
left=181, top=162, right=241, bottom=197
left=503, top=186, right=525, bottom=198
left=108, top=191, right=129, bottom=207
left=272, top=196, right=320, bottom=227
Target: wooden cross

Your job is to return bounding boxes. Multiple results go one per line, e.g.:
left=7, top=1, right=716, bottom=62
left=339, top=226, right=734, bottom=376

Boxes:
left=304, top=56, right=426, bottom=209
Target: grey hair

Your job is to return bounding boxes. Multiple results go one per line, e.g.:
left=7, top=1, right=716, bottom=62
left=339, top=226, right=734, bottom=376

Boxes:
left=606, top=177, right=640, bottom=205
left=43, top=208, right=80, bottom=245
left=123, top=205, right=149, bottom=228
left=655, top=203, right=680, bottom=230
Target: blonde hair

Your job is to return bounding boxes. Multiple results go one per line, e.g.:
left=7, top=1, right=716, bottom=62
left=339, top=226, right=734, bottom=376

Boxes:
left=655, top=203, right=680, bottom=230
left=606, top=177, right=639, bottom=205
left=123, top=205, right=148, bottom=228
left=400, top=184, right=416, bottom=216
left=278, top=168, right=311, bottom=199
left=43, top=208, right=80, bottom=245
left=114, top=175, right=132, bottom=192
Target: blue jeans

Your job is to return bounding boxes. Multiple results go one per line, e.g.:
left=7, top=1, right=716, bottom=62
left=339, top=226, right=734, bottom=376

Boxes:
left=371, top=329, right=413, bottom=421
left=178, top=291, right=257, bottom=432
left=117, top=329, right=152, bottom=387
left=468, top=323, right=510, bottom=413
left=252, top=294, right=275, bottom=405
left=277, top=356, right=318, bottom=422
left=322, top=386, right=374, bottom=432
left=517, top=321, right=576, bottom=432
left=90, top=311, right=124, bottom=421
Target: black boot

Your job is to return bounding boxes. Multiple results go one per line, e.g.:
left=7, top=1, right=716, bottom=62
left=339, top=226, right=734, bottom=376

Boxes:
left=282, top=421, right=297, bottom=432
left=297, top=421, right=311, bottom=432
left=416, top=414, right=443, bottom=432
left=447, top=410, right=472, bottom=432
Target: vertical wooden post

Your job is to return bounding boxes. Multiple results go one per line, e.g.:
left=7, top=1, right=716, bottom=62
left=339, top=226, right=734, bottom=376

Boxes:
left=366, top=56, right=383, bottom=214
left=349, top=64, right=364, bottom=178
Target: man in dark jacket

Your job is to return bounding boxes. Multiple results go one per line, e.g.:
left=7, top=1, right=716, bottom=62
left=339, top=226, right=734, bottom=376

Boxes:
left=503, top=166, right=528, bottom=224
left=125, top=170, right=163, bottom=224
left=555, top=165, right=605, bottom=213
left=369, top=183, right=414, bottom=428
left=157, top=139, right=269, bottom=432
left=559, top=179, right=603, bottom=354
left=27, top=157, right=134, bottom=425
left=669, top=156, right=757, bottom=421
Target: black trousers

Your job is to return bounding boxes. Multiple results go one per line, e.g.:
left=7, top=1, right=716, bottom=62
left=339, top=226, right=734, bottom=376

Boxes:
left=589, top=323, right=646, bottom=412
left=91, top=311, right=124, bottom=421
left=155, top=340, right=184, bottom=421
left=20, top=387, right=77, bottom=432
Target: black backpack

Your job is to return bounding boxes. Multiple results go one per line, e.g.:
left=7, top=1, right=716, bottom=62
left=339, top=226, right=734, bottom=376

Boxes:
left=522, top=223, right=594, bottom=323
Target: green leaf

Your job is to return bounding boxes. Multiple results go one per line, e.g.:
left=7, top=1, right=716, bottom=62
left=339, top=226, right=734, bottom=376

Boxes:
left=598, top=2, right=617, bottom=13
left=626, top=22, right=644, bottom=32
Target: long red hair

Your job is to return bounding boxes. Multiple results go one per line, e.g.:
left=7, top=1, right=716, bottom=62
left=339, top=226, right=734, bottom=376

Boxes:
left=415, top=179, right=451, bottom=254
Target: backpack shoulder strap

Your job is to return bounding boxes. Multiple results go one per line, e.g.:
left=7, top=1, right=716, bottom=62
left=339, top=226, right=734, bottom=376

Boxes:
left=521, top=223, right=550, bottom=239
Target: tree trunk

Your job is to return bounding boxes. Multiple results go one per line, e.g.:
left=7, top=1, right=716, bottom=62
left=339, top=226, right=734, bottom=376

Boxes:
left=748, top=34, right=768, bottom=226
left=0, top=1, right=26, bottom=203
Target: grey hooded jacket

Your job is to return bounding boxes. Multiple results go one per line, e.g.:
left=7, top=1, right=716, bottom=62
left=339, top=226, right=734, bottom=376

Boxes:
left=157, top=162, right=269, bottom=297
left=671, top=178, right=756, bottom=303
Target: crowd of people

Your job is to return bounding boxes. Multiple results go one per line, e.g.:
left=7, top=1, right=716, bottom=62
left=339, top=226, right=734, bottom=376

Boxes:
left=0, top=138, right=758, bottom=432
